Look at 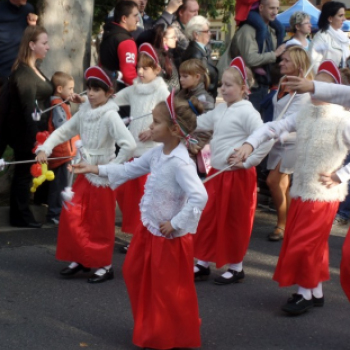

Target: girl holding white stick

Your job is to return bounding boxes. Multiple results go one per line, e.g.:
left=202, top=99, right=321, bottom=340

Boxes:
left=114, top=43, right=169, bottom=239
left=36, top=67, right=136, bottom=283
left=72, top=91, right=208, bottom=350
left=192, top=57, right=273, bottom=284
left=233, top=60, right=350, bottom=315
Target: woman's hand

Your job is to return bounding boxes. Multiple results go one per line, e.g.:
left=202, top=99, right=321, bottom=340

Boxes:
left=36, top=151, right=47, bottom=164
left=139, top=130, right=152, bottom=142
left=319, top=172, right=341, bottom=188
left=159, top=221, right=174, bottom=236
left=72, top=163, right=99, bottom=175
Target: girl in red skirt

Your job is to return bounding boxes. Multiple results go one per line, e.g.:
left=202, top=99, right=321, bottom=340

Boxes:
left=73, top=90, right=208, bottom=349
left=233, top=60, right=350, bottom=315
left=192, top=57, right=273, bottom=284
left=114, top=43, right=169, bottom=240
left=36, top=66, right=136, bottom=283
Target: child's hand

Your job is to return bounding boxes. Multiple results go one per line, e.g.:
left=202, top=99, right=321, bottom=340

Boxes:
left=227, top=160, right=244, bottom=171
left=71, top=93, right=86, bottom=104
left=319, top=172, right=341, bottom=188
left=139, top=130, right=152, bottom=142
left=229, top=143, right=253, bottom=164
left=36, top=151, right=47, bottom=164
left=159, top=221, right=174, bottom=237
left=72, top=163, right=99, bottom=175
left=27, top=13, right=38, bottom=26
left=189, top=143, right=201, bottom=155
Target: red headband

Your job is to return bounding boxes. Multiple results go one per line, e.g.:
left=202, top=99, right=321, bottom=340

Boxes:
left=230, top=57, right=248, bottom=81
left=84, top=66, right=113, bottom=88
left=139, top=43, right=159, bottom=66
left=318, top=60, right=342, bottom=85
left=165, top=89, right=197, bottom=147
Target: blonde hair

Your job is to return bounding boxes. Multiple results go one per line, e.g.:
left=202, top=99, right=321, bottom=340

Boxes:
left=223, top=65, right=254, bottom=99
left=51, top=71, right=74, bottom=91
left=12, top=25, right=47, bottom=71
left=179, top=59, right=210, bottom=90
left=283, top=46, right=313, bottom=80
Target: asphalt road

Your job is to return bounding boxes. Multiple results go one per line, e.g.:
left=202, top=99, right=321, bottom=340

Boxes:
left=1, top=207, right=350, bottom=350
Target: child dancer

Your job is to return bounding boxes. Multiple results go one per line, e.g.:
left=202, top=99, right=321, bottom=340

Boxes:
left=178, top=58, right=214, bottom=174
left=233, top=60, right=350, bottom=315
left=72, top=91, right=208, bottom=349
left=46, top=71, right=80, bottom=226
left=36, top=66, right=136, bottom=283
left=114, top=43, right=169, bottom=239
left=193, top=57, right=273, bottom=284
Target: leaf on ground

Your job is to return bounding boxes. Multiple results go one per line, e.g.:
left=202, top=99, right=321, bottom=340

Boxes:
left=79, top=343, right=88, bottom=347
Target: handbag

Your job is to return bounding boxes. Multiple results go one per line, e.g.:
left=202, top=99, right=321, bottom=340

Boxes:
left=196, top=144, right=211, bottom=174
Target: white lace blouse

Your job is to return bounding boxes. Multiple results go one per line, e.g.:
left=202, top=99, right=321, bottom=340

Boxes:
left=98, top=143, right=208, bottom=238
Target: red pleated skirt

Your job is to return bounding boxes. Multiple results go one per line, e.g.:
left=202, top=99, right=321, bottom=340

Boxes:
left=115, top=174, right=148, bottom=234
left=273, top=198, right=339, bottom=288
left=56, top=175, right=116, bottom=267
left=341, top=229, right=350, bottom=301
left=123, top=226, right=201, bottom=349
left=193, top=167, right=257, bottom=268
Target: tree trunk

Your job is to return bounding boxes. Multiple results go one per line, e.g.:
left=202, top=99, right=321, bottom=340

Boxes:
left=36, top=0, right=95, bottom=94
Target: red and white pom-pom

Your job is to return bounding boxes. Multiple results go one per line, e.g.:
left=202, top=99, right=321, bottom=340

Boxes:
left=61, top=186, right=74, bottom=203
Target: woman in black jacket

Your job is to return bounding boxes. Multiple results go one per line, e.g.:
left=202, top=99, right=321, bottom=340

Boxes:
left=7, top=25, right=53, bottom=228
left=182, top=15, right=218, bottom=100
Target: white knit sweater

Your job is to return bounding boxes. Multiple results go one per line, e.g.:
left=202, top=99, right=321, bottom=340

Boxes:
left=36, top=99, right=136, bottom=187
left=196, top=99, right=273, bottom=170
left=247, top=103, right=350, bottom=202
left=113, top=76, right=170, bottom=157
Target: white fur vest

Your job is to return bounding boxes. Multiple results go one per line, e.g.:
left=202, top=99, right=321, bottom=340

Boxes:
left=290, top=104, right=349, bottom=202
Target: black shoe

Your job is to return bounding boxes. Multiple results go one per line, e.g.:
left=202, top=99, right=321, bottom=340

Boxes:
left=60, top=264, right=91, bottom=276
left=282, top=293, right=314, bottom=315
left=214, top=269, right=245, bottom=285
left=11, top=221, right=42, bottom=228
left=88, top=267, right=114, bottom=283
left=312, top=295, right=324, bottom=307
left=119, top=244, right=129, bottom=254
left=194, top=264, right=211, bottom=281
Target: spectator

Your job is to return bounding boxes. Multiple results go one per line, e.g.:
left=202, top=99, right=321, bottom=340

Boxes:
left=265, top=46, right=312, bottom=241
left=0, top=0, right=37, bottom=89
left=151, top=24, right=180, bottom=92
left=309, top=1, right=349, bottom=74
left=230, top=0, right=285, bottom=112
left=155, top=0, right=199, bottom=51
left=182, top=15, right=218, bottom=100
left=286, top=11, right=312, bottom=50
left=99, top=0, right=139, bottom=90
left=7, top=25, right=53, bottom=228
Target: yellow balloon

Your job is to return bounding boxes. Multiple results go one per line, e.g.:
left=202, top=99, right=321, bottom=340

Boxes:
left=46, top=171, right=55, bottom=181
left=30, top=186, right=36, bottom=193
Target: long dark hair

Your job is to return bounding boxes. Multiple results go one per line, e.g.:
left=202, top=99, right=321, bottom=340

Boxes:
left=152, top=24, right=174, bottom=79
left=318, top=1, right=345, bottom=32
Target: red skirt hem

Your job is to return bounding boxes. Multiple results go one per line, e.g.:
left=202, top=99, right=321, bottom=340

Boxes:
left=56, top=175, right=116, bottom=267
left=194, top=167, right=257, bottom=268
left=123, top=225, right=201, bottom=349
left=273, top=198, right=338, bottom=288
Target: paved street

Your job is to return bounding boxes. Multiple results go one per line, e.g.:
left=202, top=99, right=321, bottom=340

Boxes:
left=1, top=206, right=350, bottom=350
